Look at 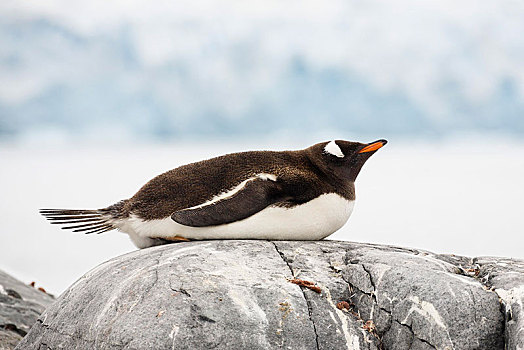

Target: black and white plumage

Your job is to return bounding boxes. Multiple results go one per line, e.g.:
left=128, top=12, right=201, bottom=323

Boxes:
left=41, top=139, right=387, bottom=248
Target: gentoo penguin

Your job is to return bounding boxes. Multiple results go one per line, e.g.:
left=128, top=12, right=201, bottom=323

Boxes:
left=40, top=139, right=387, bottom=249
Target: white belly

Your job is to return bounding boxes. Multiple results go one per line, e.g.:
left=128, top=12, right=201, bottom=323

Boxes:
left=119, top=193, right=354, bottom=248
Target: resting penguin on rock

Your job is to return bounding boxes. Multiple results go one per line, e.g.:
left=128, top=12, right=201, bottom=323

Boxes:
left=40, top=139, right=387, bottom=248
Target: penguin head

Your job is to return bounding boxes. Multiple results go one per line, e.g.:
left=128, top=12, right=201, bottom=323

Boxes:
left=309, top=139, right=387, bottom=182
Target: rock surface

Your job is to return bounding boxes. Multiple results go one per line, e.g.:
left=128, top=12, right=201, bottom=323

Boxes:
left=0, top=270, right=54, bottom=350
left=16, top=241, right=524, bottom=350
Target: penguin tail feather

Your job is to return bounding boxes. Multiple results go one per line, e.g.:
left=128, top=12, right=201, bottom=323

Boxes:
left=40, top=208, right=117, bottom=234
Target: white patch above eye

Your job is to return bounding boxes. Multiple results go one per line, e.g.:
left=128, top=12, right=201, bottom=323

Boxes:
left=324, top=140, right=344, bottom=158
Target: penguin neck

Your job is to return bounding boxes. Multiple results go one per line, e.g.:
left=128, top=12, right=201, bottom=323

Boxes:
left=304, top=150, right=356, bottom=200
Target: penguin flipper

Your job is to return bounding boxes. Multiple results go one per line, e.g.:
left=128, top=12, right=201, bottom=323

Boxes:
left=171, top=178, right=285, bottom=227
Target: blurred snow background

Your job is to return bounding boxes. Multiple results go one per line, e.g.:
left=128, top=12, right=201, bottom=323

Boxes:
left=1, top=0, right=523, bottom=294
left=2, top=0, right=524, bottom=141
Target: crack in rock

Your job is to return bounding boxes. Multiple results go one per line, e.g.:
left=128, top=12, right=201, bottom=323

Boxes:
left=169, top=287, right=191, bottom=297
left=333, top=258, right=441, bottom=350
left=32, top=318, right=133, bottom=349
left=38, top=342, right=52, bottom=350
left=457, top=265, right=515, bottom=350
left=271, top=241, right=320, bottom=350
left=391, top=318, right=437, bottom=350
left=1, top=323, right=27, bottom=337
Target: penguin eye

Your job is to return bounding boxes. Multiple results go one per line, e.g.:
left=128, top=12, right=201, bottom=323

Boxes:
left=323, top=141, right=345, bottom=158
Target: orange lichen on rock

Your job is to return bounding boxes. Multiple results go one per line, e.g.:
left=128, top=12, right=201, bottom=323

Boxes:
left=288, top=278, right=321, bottom=293
left=336, top=301, right=351, bottom=311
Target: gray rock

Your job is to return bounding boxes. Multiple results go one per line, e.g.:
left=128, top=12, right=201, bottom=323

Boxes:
left=0, top=270, right=54, bottom=350
left=475, top=256, right=524, bottom=350
left=15, top=241, right=524, bottom=350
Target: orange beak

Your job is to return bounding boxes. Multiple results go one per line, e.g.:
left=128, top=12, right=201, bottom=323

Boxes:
left=359, top=140, right=387, bottom=153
